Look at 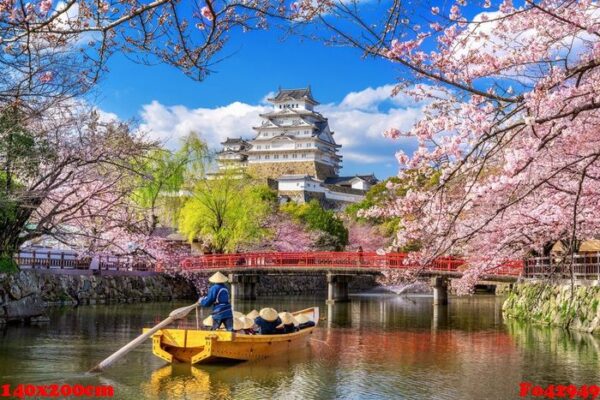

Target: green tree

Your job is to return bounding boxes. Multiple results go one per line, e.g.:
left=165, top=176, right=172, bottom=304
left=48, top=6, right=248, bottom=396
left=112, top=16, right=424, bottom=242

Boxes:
left=130, top=133, right=208, bottom=231
left=178, top=172, right=276, bottom=253
left=281, top=200, right=348, bottom=250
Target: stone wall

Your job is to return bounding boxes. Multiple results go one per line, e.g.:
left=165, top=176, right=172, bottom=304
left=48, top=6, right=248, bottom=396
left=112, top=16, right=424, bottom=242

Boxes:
left=247, top=161, right=336, bottom=180
left=0, top=271, right=197, bottom=324
left=503, top=282, right=600, bottom=335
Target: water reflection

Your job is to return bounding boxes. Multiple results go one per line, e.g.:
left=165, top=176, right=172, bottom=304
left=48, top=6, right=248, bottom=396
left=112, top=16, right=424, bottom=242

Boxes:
left=0, top=295, right=598, bottom=399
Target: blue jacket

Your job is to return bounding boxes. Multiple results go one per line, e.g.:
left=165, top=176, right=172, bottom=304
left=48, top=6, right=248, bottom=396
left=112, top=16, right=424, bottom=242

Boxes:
left=200, top=283, right=233, bottom=320
left=254, top=316, right=282, bottom=335
left=279, top=323, right=296, bottom=334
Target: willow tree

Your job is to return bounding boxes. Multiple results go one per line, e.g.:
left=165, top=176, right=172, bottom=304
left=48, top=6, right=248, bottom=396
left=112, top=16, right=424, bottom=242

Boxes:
left=130, top=132, right=208, bottom=233
left=179, top=173, right=275, bottom=253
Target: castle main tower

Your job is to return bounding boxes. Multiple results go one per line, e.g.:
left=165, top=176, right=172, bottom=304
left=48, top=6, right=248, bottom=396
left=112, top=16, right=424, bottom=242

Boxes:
left=245, top=87, right=342, bottom=180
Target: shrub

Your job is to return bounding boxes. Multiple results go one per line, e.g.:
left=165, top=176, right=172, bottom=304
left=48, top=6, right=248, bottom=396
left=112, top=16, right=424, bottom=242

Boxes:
left=0, top=254, right=19, bottom=273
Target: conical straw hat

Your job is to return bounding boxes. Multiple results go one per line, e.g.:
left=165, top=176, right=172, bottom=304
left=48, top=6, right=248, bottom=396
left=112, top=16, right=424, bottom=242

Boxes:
left=279, top=312, right=294, bottom=325
left=202, top=315, right=213, bottom=327
left=233, top=317, right=244, bottom=331
left=241, top=317, right=255, bottom=330
left=259, top=307, right=278, bottom=322
left=233, top=311, right=245, bottom=319
left=295, top=314, right=311, bottom=325
left=208, top=272, right=228, bottom=283
left=246, top=309, right=259, bottom=320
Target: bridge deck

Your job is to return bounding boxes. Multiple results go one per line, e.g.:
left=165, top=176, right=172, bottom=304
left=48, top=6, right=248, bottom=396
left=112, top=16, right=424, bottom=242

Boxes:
left=171, top=251, right=523, bottom=282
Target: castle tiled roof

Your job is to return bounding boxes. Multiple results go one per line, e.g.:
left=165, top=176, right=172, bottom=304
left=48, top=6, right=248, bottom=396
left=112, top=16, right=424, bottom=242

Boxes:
left=268, top=87, right=319, bottom=104
left=221, top=137, right=248, bottom=145
left=324, top=174, right=378, bottom=186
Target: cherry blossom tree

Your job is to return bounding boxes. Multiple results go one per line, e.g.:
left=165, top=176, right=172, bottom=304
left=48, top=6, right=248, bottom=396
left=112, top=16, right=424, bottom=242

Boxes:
left=345, top=220, right=389, bottom=252
left=298, top=1, right=600, bottom=292
left=1, top=106, right=154, bottom=256
left=0, top=0, right=291, bottom=100
left=261, top=214, right=316, bottom=252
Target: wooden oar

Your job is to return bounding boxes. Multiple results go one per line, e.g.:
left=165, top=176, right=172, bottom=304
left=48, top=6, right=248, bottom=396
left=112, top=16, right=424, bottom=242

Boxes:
left=88, top=303, right=198, bottom=373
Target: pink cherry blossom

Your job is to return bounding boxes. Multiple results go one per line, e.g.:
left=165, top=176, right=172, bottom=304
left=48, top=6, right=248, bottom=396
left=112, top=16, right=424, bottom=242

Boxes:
left=201, top=5, right=213, bottom=21
left=39, top=71, right=53, bottom=83
left=39, top=0, right=52, bottom=13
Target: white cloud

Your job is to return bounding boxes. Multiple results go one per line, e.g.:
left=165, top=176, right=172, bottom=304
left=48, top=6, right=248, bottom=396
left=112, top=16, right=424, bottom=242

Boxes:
left=95, top=108, right=119, bottom=123
left=139, top=100, right=269, bottom=150
left=338, top=84, right=422, bottom=111
left=137, top=84, right=423, bottom=176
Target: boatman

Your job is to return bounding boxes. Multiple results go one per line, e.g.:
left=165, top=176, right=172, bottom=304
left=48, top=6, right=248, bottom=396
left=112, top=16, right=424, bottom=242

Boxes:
left=198, top=272, right=234, bottom=331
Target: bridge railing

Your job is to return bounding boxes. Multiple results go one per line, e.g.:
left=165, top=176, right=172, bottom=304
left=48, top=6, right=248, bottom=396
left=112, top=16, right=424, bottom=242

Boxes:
left=179, top=251, right=523, bottom=276
left=12, top=250, right=153, bottom=273
left=524, top=254, right=600, bottom=279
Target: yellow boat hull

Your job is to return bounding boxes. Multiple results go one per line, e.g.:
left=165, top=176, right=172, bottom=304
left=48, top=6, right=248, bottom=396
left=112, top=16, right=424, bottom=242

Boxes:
left=144, top=307, right=319, bottom=364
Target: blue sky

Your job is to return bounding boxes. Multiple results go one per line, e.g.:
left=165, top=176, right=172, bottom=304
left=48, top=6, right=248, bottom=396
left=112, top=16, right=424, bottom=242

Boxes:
left=94, top=14, right=428, bottom=179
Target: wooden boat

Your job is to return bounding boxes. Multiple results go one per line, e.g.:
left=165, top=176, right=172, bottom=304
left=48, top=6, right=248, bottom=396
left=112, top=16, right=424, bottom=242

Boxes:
left=143, top=307, right=319, bottom=364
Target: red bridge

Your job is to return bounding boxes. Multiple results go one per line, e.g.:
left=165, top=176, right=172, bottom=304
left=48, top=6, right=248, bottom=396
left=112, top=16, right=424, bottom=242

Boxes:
left=174, top=251, right=524, bottom=304
left=177, top=251, right=523, bottom=277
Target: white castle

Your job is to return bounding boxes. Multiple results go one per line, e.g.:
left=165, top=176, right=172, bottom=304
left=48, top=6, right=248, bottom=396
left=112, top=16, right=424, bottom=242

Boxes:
left=215, top=87, right=377, bottom=206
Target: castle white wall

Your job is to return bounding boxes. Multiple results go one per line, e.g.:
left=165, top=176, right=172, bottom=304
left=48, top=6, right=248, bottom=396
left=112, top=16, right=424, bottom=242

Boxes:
left=278, top=178, right=365, bottom=203
left=352, top=180, right=369, bottom=190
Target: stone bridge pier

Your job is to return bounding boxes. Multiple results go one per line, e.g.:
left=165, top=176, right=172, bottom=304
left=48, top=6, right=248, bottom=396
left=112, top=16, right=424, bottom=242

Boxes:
left=327, top=273, right=354, bottom=304
left=229, top=274, right=259, bottom=302
left=431, top=276, right=449, bottom=306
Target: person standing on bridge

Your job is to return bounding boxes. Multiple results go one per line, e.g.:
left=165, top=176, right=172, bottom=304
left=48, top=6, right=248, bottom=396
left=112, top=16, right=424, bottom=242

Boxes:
left=198, top=272, right=234, bottom=331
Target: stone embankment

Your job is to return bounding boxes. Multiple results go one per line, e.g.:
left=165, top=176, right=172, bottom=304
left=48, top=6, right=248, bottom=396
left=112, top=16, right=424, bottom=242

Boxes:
left=0, top=270, right=197, bottom=324
left=503, top=282, right=600, bottom=335
left=183, top=272, right=378, bottom=297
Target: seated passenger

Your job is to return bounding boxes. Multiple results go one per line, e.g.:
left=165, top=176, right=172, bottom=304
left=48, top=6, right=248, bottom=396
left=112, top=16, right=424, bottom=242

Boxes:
left=240, top=317, right=257, bottom=334
left=276, top=312, right=298, bottom=334
left=232, top=317, right=244, bottom=332
left=295, top=314, right=316, bottom=330
left=246, top=309, right=259, bottom=320
left=254, top=308, right=281, bottom=335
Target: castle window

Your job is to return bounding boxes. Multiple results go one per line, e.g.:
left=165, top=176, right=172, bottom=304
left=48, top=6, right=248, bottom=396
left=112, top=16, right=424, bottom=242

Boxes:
left=283, top=154, right=288, bottom=159
left=292, top=153, right=298, bottom=158
left=274, top=154, right=279, bottom=159
left=302, top=153, right=306, bottom=158
left=265, top=155, right=270, bottom=159
left=256, top=145, right=261, bottom=149
left=265, top=145, right=270, bottom=149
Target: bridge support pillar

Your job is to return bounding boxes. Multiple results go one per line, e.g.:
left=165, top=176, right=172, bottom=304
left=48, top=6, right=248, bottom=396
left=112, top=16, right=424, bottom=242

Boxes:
left=431, top=276, right=449, bottom=306
left=228, top=274, right=259, bottom=302
left=327, top=274, right=352, bottom=304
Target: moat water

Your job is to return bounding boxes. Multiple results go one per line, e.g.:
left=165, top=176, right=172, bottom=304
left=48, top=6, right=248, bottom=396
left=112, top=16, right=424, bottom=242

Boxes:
left=0, top=294, right=599, bottom=399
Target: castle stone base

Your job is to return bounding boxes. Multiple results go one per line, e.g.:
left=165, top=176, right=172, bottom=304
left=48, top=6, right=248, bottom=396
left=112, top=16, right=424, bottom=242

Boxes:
left=247, top=161, right=336, bottom=180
